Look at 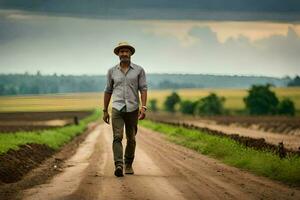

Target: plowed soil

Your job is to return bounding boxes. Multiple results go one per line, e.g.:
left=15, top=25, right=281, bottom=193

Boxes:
left=0, top=111, right=92, bottom=133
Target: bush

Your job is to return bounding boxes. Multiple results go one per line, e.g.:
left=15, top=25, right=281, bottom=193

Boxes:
left=179, top=100, right=197, bottom=115
left=194, top=93, right=225, bottom=116
left=287, top=75, right=300, bottom=87
left=244, top=84, right=279, bottom=115
left=149, top=99, right=158, bottom=112
left=164, top=92, right=181, bottom=112
left=278, top=98, right=295, bottom=116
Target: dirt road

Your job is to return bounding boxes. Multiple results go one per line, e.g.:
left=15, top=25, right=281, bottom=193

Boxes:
left=22, top=123, right=300, bottom=200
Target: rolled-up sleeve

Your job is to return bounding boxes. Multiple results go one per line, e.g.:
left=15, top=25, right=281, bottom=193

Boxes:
left=138, top=68, right=147, bottom=92
left=104, top=69, right=113, bottom=93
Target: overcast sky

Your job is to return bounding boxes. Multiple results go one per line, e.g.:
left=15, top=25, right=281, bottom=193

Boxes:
left=0, top=0, right=300, bottom=77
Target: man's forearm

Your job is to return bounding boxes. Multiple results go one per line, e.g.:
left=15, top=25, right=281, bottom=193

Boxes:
left=140, top=90, right=147, bottom=107
left=103, top=92, right=112, bottom=110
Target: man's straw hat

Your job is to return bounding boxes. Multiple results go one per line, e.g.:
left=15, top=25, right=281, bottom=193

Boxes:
left=114, top=42, right=135, bottom=55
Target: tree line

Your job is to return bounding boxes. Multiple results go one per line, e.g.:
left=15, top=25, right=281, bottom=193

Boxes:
left=150, top=84, right=296, bottom=116
left=0, top=73, right=106, bottom=95
left=1, top=72, right=297, bottom=96
left=0, top=73, right=299, bottom=96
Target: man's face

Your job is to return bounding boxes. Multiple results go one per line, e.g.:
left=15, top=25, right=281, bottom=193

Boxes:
left=118, top=48, right=131, bottom=63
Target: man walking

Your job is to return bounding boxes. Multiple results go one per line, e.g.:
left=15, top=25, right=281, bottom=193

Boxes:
left=103, top=42, right=148, bottom=177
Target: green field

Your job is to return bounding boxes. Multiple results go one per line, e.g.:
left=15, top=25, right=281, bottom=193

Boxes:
left=0, top=87, right=299, bottom=112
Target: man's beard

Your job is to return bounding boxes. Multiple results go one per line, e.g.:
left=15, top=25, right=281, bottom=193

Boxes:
left=120, top=56, right=130, bottom=64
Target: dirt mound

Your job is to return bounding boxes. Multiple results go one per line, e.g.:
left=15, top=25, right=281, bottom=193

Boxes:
left=147, top=112, right=300, bottom=136
left=0, top=121, right=99, bottom=200
left=0, top=110, right=92, bottom=133
left=0, top=125, right=66, bottom=133
left=0, top=111, right=92, bottom=121
left=0, top=144, right=55, bottom=183
left=204, top=116, right=300, bottom=135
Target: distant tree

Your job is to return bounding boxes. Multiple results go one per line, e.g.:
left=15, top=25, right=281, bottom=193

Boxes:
left=164, top=92, right=181, bottom=112
left=30, top=85, right=40, bottom=94
left=195, top=93, right=225, bottom=116
left=149, top=99, right=158, bottom=112
left=0, top=84, right=4, bottom=95
left=158, top=80, right=180, bottom=89
left=5, top=85, right=18, bottom=95
left=278, top=98, right=295, bottom=116
left=244, top=84, right=279, bottom=115
left=180, top=100, right=197, bottom=115
left=287, top=75, right=300, bottom=87
left=0, top=73, right=107, bottom=96
left=158, top=80, right=196, bottom=89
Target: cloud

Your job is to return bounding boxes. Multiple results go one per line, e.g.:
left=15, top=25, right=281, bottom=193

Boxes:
left=254, top=27, right=300, bottom=66
left=181, top=25, right=300, bottom=76
left=0, top=10, right=299, bottom=77
left=142, top=21, right=199, bottom=47
left=2, top=9, right=300, bottom=46
left=142, top=20, right=300, bottom=46
left=189, top=26, right=219, bottom=46
left=1, top=0, right=300, bottom=21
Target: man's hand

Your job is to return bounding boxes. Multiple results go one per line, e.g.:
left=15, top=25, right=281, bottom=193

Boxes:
left=103, top=111, right=110, bottom=124
left=138, top=107, right=146, bottom=120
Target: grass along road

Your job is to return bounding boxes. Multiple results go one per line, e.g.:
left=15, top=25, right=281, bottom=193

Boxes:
left=0, top=110, right=101, bottom=155
left=140, top=120, right=300, bottom=185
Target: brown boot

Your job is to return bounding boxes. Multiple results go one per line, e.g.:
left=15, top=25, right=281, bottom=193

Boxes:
left=125, top=163, right=134, bottom=175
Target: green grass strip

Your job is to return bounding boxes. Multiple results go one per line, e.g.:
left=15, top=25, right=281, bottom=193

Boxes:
left=140, top=120, right=300, bottom=185
left=0, top=109, right=101, bottom=155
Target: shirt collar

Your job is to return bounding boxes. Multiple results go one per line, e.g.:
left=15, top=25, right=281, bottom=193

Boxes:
left=117, top=63, right=135, bottom=70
